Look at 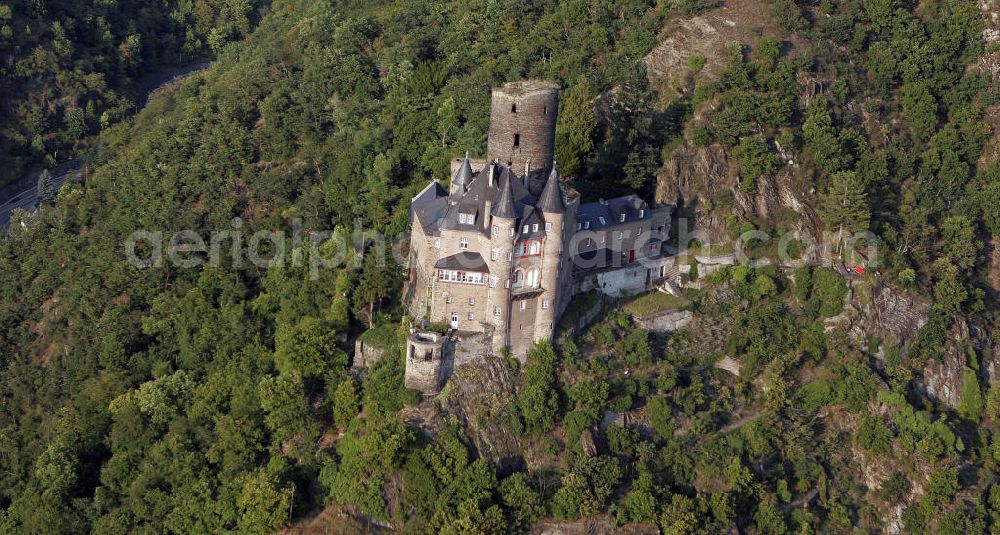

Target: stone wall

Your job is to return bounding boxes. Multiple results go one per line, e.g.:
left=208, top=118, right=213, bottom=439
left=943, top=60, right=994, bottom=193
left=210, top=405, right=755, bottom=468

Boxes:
left=353, top=339, right=387, bottom=368
left=486, top=80, right=559, bottom=178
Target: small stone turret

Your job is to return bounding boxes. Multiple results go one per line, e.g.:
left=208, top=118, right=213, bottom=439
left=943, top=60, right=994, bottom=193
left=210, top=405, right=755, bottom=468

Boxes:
left=487, top=80, right=559, bottom=182
left=404, top=330, right=447, bottom=395
left=534, top=164, right=566, bottom=343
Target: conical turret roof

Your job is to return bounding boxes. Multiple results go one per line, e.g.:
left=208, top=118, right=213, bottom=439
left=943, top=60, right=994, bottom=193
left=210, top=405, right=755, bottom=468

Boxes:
left=536, top=163, right=564, bottom=213
left=492, top=166, right=518, bottom=219
left=452, top=152, right=473, bottom=191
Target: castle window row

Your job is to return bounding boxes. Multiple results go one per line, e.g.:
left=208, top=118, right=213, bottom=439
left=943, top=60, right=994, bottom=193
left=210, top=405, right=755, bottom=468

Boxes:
left=438, top=270, right=485, bottom=285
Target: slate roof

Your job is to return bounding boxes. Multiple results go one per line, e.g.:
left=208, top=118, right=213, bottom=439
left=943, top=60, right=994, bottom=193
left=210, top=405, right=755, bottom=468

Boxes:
left=492, top=167, right=518, bottom=219
left=575, top=195, right=650, bottom=230
left=434, top=251, right=490, bottom=273
left=452, top=153, right=473, bottom=191
left=536, top=164, right=565, bottom=213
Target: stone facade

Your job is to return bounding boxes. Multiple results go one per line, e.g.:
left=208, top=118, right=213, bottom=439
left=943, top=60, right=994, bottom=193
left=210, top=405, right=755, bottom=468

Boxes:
left=404, top=330, right=447, bottom=395
left=406, top=80, right=674, bottom=359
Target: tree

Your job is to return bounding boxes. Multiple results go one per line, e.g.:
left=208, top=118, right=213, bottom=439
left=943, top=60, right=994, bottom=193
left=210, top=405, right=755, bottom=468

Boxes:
left=939, top=215, right=979, bottom=272
left=734, top=136, right=779, bottom=192
left=353, top=249, right=399, bottom=328
left=820, top=171, right=870, bottom=252
left=517, top=342, right=560, bottom=434
left=273, top=316, right=346, bottom=382
left=333, top=378, right=360, bottom=429
left=236, top=469, right=293, bottom=534
left=327, top=269, right=353, bottom=332
left=556, top=77, right=597, bottom=178
left=37, top=169, right=54, bottom=205
left=902, top=81, right=938, bottom=141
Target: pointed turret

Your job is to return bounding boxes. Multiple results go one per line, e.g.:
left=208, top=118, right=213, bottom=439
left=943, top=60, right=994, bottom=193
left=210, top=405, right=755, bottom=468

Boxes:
left=536, top=162, right=564, bottom=213
left=492, top=166, right=517, bottom=219
left=450, top=152, right=473, bottom=195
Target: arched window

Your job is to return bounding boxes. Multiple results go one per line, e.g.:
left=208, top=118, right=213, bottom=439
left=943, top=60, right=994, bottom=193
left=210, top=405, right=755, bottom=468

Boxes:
left=529, top=241, right=540, bottom=255
left=512, top=269, right=524, bottom=288
left=526, top=269, right=538, bottom=287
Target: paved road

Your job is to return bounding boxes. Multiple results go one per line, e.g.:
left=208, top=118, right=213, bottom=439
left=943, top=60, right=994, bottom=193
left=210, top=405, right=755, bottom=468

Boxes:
left=0, top=160, right=81, bottom=229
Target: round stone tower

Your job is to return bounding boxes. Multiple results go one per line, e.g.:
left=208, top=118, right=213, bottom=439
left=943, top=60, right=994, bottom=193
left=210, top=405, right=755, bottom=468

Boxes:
left=486, top=80, right=559, bottom=179
left=404, top=329, right=447, bottom=395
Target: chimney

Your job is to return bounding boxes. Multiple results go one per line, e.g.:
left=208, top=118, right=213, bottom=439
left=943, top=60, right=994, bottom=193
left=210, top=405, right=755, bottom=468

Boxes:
left=484, top=200, right=492, bottom=231
left=489, top=159, right=498, bottom=187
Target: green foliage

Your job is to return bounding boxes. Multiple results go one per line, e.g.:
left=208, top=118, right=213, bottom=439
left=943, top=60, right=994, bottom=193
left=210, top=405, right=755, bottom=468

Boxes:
left=556, top=77, right=597, bottom=178
left=810, top=268, right=848, bottom=318
left=734, top=136, right=779, bottom=192
left=959, top=368, right=983, bottom=421
left=333, top=378, right=361, bottom=430
left=274, top=317, right=346, bottom=383
left=518, top=342, right=561, bottom=435
left=236, top=469, right=293, bottom=534
left=551, top=456, right=622, bottom=519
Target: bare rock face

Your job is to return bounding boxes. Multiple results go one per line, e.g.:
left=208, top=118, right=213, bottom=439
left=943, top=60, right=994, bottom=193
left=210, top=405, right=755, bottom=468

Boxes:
left=914, top=319, right=972, bottom=410
left=656, top=144, right=734, bottom=207
left=636, top=309, right=693, bottom=333
left=857, top=285, right=931, bottom=346
left=400, top=355, right=523, bottom=472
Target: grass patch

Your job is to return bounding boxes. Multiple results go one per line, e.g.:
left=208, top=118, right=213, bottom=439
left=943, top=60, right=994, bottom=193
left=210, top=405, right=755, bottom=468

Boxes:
left=558, top=291, right=602, bottom=331
left=359, top=322, right=400, bottom=350
left=621, top=291, right=691, bottom=318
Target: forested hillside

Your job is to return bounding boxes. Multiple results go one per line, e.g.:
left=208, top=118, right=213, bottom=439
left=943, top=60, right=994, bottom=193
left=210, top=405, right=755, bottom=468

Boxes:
left=1, top=0, right=1000, bottom=533
left=0, top=0, right=266, bottom=184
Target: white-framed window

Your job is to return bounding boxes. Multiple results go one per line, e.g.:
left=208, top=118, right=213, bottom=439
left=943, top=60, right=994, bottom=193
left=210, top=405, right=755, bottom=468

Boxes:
left=576, top=222, right=582, bottom=230
left=492, top=225, right=500, bottom=237
left=617, top=231, right=624, bottom=239
left=504, top=279, right=510, bottom=289
left=619, top=213, right=626, bottom=223
left=639, top=209, right=645, bottom=218
left=532, top=223, right=539, bottom=233
left=598, top=217, right=605, bottom=225
left=469, top=297, right=475, bottom=305
left=459, top=237, right=469, bottom=249
left=509, top=228, right=515, bottom=237
left=584, top=221, right=591, bottom=229
left=491, top=249, right=499, bottom=261
left=585, top=238, right=592, bottom=247
left=489, top=275, right=498, bottom=288
left=459, top=213, right=475, bottom=225
left=529, top=242, right=540, bottom=255
left=637, top=228, right=642, bottom=236
left=434, top=239, right=441, bottom=249
left=526, top=269, right=538, bottom=287
left=519, top=301, right=526, bottom=311
left=516, top=243, right=525, bottom=256
left=522, top=225, right=529, bottom=233
left=439, top=270, right=485, bottom=285
left=545, top=222, right=552, bottom=231
left=494, top=306, right=502, bottom=316
left=507, top=252, right=512, bottom=261
left=468, top=312, right=475, bottom=320
left=542, top=299, right=550, bottom=309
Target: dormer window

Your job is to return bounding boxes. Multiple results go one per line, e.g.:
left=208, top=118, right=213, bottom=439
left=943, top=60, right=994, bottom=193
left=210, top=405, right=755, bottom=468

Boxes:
left=584, top=221, right=590, bottom=229
left=639, top=209, right=645, bottom=218
left=459, top=213, right=475, bottom=225
left=598, top=217, right=606, bottom=226
left=532, top=223, right=538, bottom=233
left=619, top=213, right=626, bottom=223
left=522, top=225, right=529, bottom=234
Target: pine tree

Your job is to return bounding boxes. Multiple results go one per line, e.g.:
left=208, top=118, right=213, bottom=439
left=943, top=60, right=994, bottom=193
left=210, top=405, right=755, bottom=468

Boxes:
left=37, top=169, right=54, bottom=205
left=820, top=171, right=870, bottom=253
left=555, top=77, right=596, bottom=178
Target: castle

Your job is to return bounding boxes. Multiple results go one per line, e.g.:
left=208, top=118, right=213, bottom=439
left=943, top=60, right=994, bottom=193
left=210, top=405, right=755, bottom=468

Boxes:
left=405, top=80, right=674, bottom=367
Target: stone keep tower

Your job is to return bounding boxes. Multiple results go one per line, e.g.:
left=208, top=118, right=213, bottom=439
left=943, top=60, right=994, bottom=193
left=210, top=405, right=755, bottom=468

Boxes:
left=404, top=330, right=447, bottom=395
left=486, top=80, right=559, bottom=187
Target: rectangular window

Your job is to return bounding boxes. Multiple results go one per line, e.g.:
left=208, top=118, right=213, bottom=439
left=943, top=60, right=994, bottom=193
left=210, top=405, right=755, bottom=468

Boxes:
left=507, top=252, right=512, bottom=261
left=469, top=297, right=475, bottom=305
left=639, top=209, right=645, bottom=218
left=617, top=231, right=624, bottom=239
left=522, top=225, right=529, bottom=234
left=545, top=222, right=552, bottom=231
left=519, top=301, right=526, bottom=311
left=491, top=249, right=499, bottom=261
left=459, top=213, right=475, bottom=225
left=619, top=213, right=626, bottom=222
left=494, top=306, right=502, bottom=316
left=542, top=299, right=550, bottom=309
left=492, top=225, right=499, bottom=237
left=459, top=237, right=469, bottom=249
left=445, top=295, right=452, bottom=303
left=504, top=279, right=510, bottom=289
left=584, top=221, right=591, bottom=229
left=598, top=217, right=605, bottom=226
left=585, top=238, right=592, bottom=247
left=509, top=228, right=515, bottom=237
left=489, top=276, right=497, bottom=288
left=513, top=133, right=520, bottom=147
left=468, top=312, right=475, bottom=320
left=532, top=223, right=538, bottom=233
left=434, top=239, right=441, bottom=248
left=576, top=223, right=582, bottom=230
